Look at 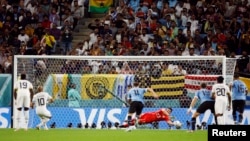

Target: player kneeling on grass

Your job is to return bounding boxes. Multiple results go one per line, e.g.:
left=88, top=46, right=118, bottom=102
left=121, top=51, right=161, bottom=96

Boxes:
left=31, top=86, right=54, bottom=130
left=120, top=108, right=178, bottom=128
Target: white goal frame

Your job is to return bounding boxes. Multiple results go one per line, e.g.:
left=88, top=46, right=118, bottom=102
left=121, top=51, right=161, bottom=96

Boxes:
left=12, top=55, right=233, bottom=128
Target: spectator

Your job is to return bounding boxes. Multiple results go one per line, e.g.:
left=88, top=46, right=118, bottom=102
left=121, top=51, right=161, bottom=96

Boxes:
left=60, top=24, right=73, bottom=55
left=18, top=28, right=30, bottom=45
left=50, top=23, right=61, bottom=53
left=40, top=28, right=56, bottom=55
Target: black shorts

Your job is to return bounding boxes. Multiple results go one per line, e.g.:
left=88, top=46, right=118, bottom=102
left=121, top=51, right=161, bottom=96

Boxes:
left=232, top=100, right=245, bottom=113
left=196, top=101, right=215, bottom=114
left=128, top=101, right=144, bottom=116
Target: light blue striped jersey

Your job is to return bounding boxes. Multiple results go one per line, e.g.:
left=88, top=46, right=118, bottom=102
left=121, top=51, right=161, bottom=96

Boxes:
left=195, top=88, right=214, bottom=104
left=127, top=87, right=147, bottom=103
left=232, top=80, right=247, bottom=100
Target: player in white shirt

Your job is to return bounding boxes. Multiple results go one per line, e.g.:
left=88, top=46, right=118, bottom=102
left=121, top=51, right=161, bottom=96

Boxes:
left=31, top=86, right=54, bottom=130
left=14, top=73, right=34, bottom=131
left=211, top=76, right=231, bottom=125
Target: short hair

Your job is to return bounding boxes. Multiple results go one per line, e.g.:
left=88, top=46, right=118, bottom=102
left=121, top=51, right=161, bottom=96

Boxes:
left=20, top=73, right=26, bottom=79
left=234, top=73, right=239, bottom=79
left=133, top=82, right=139, bottom=87
left=168, top=107, right=173, bottom=113
left=201, top=83, right=207, bottom=88
left=217, top=76, right=224, bottom=83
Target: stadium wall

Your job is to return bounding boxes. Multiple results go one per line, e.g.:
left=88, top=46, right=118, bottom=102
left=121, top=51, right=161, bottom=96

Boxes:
left=1, top=107, right=250, bottom=129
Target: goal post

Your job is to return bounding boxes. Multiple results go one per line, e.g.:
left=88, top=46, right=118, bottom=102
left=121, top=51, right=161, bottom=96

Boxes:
left=12, top=55, right=236, bottom=129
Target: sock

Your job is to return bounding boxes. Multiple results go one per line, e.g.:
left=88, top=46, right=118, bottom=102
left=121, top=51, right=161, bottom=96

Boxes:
left=16, top=110, right=22, bottom=129
left=191, top=118, right=196, bottom=131
left=127, top=116, right=132, bottom=126
left=42, top=118, right=50, bottom=128
left=214, top=116, right=218, bottom=125
left=232, top=111, right=237, bottom=122
left=24, top=110, right=29, bottom=128
left=217, top=116, right=224, bottom=125
left=37, top=118, right=43, bottom=127
left=239, top=114, right=243, bottom=123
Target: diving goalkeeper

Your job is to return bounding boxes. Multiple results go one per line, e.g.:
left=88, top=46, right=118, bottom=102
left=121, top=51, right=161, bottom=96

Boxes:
left=119, top=107, right=178, bottom=128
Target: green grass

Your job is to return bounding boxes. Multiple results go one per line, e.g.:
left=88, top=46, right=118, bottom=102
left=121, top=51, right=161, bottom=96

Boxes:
left=0, top=128, right=207, bottom=141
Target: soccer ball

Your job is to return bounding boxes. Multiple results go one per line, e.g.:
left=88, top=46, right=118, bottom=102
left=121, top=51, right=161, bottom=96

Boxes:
left=174, top=120, right=182, bottom=129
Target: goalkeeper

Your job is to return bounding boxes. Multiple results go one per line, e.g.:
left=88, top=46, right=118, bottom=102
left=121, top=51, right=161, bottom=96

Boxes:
left=120, top=107, right=178, bottom=128
left=67, top=83, right=81, bottom=107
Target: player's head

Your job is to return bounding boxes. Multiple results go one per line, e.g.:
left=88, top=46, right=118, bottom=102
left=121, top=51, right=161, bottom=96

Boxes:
left=69, top=83, right=76, bottom=89
left=217, top=76, right=224, bottom=83
left=133, top=81, right=139, bottom=87
left=37, top=85, right=43, bottom=92
left=200, top=83, right=207, bottom=88
left=167, top=107, right=173, bottom=114
left=233, top=73, right=239, bottom=79
left=20, top=73, right=26, bottom=80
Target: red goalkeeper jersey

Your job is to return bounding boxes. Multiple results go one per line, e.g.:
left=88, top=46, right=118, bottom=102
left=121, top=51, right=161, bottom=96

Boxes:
left=139, top=109, right=171, bottom=124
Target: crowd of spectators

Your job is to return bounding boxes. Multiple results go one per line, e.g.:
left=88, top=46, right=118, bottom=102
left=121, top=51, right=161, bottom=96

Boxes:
left=0, top=0, right=250, bottom=76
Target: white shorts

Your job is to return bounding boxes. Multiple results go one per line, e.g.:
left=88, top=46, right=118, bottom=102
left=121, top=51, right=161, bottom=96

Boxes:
left=16, top=93, right=31, bottom=108
left=36, top=108, right=52, bottom=118
left=214, top=98, right=228, bottom=114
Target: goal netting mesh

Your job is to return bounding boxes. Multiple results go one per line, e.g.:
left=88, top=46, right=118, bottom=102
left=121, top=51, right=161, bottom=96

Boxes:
left=13, top=56, right=237, bottom=129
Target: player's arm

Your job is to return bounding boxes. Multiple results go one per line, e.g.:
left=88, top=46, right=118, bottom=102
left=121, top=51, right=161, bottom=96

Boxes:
left=30, top=96, right=36, bottom=109
left=48, top=98, right=54, bottom=103
left=227, top=91, right=232, bottom=110
left=166, top=120, right=175, bottom=126
left=29, top=87, right=34, bottom=101
left=211, top=92, right=216, bottom=100
left=187, top=96, right=198, bottom=114
left=146, top=88, right=159, bottom=99
left=161, top=108, right=169, bottom=116
left=14, top=88, right=18, bottom=100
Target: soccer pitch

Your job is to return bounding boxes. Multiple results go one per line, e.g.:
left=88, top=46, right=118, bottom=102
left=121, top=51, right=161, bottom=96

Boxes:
left=0, top=128, right=207, bottom=141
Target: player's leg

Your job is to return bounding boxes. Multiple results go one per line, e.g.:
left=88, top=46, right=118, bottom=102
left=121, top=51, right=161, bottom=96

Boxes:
left=190, top=112, right=200, bottom=132
left=232, top=100, right=237, bottom=124
left=15, top=95, right=24, bottom=131
left=215, top=99, right=227, bottom=125
left=134, top=102, right=144, bottom=127
left=209, top=101, right=218, bottom=125
left=125, top=102, right=137, bottom=131
left=189, top=102, right=206, bottom=132
left=238, top=100, right=246, bottom=124
left=42, top=110, right=52, bottom=130
left=36, top=115, right=43, bottom=130
left=23, top=95, right=31, bottom=130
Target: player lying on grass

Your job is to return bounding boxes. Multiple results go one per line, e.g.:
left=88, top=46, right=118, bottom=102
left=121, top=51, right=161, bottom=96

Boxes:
left=119, top=107, right=178, bottom=128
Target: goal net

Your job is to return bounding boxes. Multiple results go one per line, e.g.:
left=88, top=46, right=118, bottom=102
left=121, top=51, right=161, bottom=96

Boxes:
left=13, top=55, right=237, bottom=129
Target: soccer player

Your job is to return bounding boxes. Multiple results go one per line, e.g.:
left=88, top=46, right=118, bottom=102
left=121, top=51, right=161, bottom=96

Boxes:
left=120, top=107, right=177, bottom=128
left=14, top=73, right=34, bottom=131
left=230, top=73, right=248, bottom=125
left=211, top=76, right=231, bottom=125
left=67, top=83, right=81, bottom=107
left=187, top=83, right=216, bottom=132
left=31, top=85, right=54, bottom=130
left=125, top=81, right=159, bottom=131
